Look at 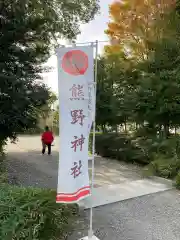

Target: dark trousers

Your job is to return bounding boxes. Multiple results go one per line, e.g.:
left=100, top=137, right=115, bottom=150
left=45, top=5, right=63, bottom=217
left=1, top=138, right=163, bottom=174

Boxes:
left=42, top=142, right=51, bottom=155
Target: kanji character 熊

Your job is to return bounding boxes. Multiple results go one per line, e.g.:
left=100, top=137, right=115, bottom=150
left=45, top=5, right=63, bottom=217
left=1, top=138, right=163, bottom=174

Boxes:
left=69, top=84, right=84, bottom=98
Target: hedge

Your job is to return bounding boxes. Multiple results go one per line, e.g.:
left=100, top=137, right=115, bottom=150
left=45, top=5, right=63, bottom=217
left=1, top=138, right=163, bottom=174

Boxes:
left=0, top=184, right=78, bottom=240
left=90, top=133, right=180, bottom=187
left=89, top=132, right=149, bottom=164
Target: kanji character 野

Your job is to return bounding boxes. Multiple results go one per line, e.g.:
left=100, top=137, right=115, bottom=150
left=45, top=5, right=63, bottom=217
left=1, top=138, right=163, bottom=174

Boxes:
left=71, top=109, right=85, bottom=126
left=71, top=160, right=82, bottom=179
left=71, top=134, right=85, bottom=152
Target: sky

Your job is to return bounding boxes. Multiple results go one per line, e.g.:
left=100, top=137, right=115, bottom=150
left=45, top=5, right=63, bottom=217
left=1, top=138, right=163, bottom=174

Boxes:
left=43, top=0, right=113, bottom=94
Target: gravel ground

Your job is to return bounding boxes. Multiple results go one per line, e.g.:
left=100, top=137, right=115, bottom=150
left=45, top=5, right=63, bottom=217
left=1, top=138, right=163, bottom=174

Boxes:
left=6, top=136, right=142, bottom=188
left=69, top=190, right=180, bottom=240
left=7, top=152, right=57, bottom=188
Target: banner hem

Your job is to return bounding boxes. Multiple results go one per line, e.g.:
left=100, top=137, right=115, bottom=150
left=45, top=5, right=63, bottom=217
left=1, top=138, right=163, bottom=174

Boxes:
left=56, top=189, right=90, bottom=203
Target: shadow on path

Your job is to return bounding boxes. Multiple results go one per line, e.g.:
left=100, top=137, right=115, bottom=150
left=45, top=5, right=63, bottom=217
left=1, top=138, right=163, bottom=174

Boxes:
left=7, top=149, right=142, bottom=190
left=7, top=150, right=59, bottom=189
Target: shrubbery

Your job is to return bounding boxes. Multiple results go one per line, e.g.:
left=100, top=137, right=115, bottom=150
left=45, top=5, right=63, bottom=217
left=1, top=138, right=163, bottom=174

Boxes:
left=90, top=131, right=180, bottom=187
left=0, top=184, right=78, bottom=240
left=175, top=172, right=180, bottom=189
left=89, top=132, right=150, bottom=164
left=143, top=156, right=180, bottom=178
left=21, top=127, right=43, bottom=135
left=143, top=136, right=180, bottom=180
left=21, top=126, right=59, bottom=136
left=0, top=139, right=78, bottom=240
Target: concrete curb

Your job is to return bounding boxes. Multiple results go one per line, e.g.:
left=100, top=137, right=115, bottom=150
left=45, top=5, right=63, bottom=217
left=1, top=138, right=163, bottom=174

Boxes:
left=79, top=178, right=174, bottom=209
left=146, top=176, right=175, bottom=186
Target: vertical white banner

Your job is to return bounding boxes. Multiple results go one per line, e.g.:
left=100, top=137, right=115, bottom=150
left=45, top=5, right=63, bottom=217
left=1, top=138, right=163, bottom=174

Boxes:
left=56, top=45, right=94, bottom=203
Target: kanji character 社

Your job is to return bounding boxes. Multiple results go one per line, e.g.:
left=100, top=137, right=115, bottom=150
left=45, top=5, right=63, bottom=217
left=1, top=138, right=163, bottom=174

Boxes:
left=71, top=160, right=82, bottom=178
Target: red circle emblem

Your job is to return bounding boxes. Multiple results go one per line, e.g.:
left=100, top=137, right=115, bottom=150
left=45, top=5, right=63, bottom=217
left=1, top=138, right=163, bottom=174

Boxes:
left=62, top=50, right=88, bottom=76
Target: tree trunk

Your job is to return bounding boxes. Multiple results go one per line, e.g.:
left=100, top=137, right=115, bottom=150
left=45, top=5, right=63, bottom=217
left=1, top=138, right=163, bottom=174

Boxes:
left=175, top=126, right=177, bottom=136
left=124, top=121, right=127, bottom=133
left=164, top=123, right=169, bottom=138
left=102, top=125, right=106, bottom=133
left=158, top=124, right=162, bottom=138
left=43, top=118, right=47, bottom=127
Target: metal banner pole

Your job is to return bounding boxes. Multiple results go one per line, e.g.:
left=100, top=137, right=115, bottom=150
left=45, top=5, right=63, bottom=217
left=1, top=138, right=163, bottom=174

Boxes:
left=88, top=40, right=98, bottom=239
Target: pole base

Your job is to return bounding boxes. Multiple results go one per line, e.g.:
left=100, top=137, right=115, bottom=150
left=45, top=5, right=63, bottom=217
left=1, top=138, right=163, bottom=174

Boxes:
left=79, top=236, right=100, bottom=240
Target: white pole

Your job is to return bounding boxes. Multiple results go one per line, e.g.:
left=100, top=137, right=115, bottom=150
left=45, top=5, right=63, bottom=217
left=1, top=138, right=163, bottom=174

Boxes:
left=88, top=40, right=98, bottom=239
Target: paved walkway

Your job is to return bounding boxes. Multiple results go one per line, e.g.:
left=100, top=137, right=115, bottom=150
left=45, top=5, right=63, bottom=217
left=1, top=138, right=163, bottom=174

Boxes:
left=70, top=190, right=180, bottom=240
left=6, top=136, right=142, bottom=188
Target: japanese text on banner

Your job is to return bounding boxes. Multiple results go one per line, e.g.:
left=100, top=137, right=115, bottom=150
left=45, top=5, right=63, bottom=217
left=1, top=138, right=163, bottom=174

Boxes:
left=56, top=46, right=94, bottom=203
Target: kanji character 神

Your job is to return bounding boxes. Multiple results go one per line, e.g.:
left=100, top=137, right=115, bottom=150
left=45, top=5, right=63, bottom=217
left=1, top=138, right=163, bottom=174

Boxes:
left=71, top=134, right=85, bottom=152
left=69, top=84, right=84, bottom=98
left=71, top=160, right=82, bottom=179
left=71, top=109, right=85, bottom=126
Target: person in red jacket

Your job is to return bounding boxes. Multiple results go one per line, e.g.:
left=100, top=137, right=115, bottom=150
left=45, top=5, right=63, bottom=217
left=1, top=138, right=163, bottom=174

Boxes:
left=41, top=126, right=54, bottom=155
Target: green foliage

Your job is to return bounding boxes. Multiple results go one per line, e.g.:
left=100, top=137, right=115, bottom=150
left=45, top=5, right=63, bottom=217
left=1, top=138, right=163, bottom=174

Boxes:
left=145, top=156, right=180, bottom=179
left=96, top=3, right=180, bottom=133
left=0, top=141, right=7, bottom=177
left=37, top=92, right=58, bottom=126
left=142, top=135, right=180, bottom=178
left=89, top=133, right=93, bottom=152
left=21, top=127, right=43, bottom=135
left=92, top=131, right=180, bottom=175
left=96, top=55, right=130, bottom=131
left=133, top=129, right=180, bottom=161
left=0, top=0, right=99, bottom=41
left=91, top=132, right=148, bottom=164
left=96, top=57, right=115, bottom=129
left=175, top=171, right=180, bottom=189
left=0, top=185, right=78, bottom=240
left=88, top=132, right=102, bottom=152
left=52, top=106, right=59, bottom=135
left=122, top=9, right=180, bottom=133
left=94, top=3, right=180, bottom=186
left=0, top=0, right=99, bottom=142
